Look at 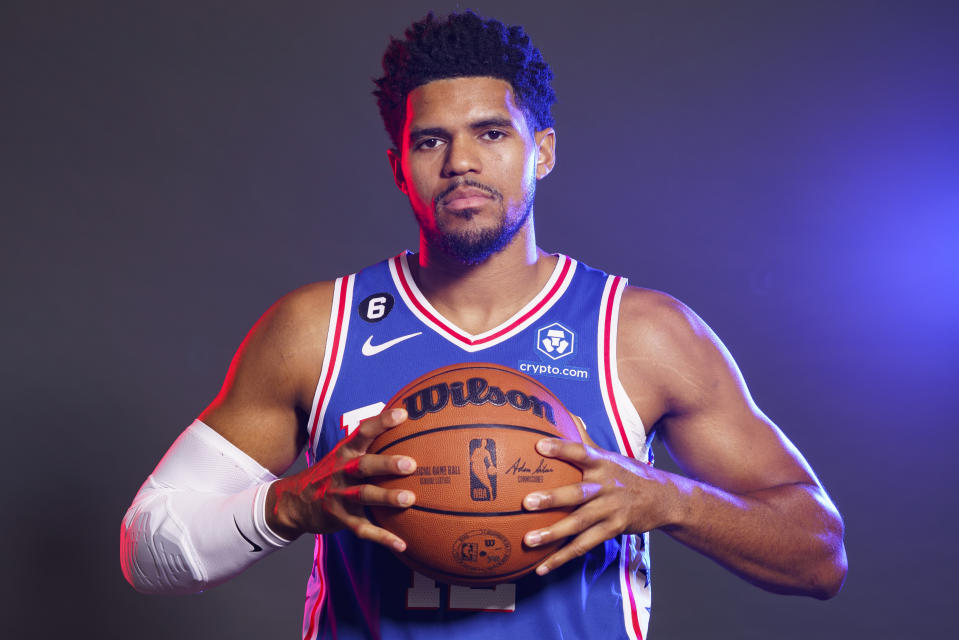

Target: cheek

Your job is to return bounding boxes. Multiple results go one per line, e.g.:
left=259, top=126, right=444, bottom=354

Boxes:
left=401, top=162, right=431, bottom=205
left=503, top=149, right=538, bottom=200
left=409, top=173, right=435, bottom=207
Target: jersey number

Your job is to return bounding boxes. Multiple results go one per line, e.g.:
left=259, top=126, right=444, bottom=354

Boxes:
left=367, top=297, right=388, bottom=320
left=340, top=402, right=386, bottom=435
left=408, top=571, right=516, bottom=612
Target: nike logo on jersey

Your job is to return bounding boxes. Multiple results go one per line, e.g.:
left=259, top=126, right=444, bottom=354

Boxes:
left=234, top=516, right=262, bottom=552
left=361, top=332, right=422, bottom=356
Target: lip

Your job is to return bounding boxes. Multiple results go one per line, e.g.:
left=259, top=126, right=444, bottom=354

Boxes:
left=443, top=187, right=492, bottom=205
left=441, top=186, right=494, bottom=209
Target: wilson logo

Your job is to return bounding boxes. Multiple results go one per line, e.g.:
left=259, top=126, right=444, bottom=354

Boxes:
left=401, top=376, right=556, bottom=425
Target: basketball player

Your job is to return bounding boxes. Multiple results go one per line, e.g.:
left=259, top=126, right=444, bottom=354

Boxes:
left=121, top=11, right=847, bottom=639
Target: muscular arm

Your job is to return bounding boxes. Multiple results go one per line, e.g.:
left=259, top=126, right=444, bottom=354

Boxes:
left=198, top=281, right=333, bottom=475
left=634, top=291, right=845, bottom=597
left=120, top=284, right=329, bottom=593
left=121, top=281, right=416, bottom=593
left=525, top=287, right=847, bottom=598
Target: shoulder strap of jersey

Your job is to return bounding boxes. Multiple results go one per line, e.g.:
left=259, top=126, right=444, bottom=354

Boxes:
left=306, top=273, right=355, bottom=458
left=598, top=274, right=649, bottom=462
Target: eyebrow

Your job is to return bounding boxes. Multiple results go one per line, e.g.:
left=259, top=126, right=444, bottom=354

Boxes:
left=408, top=117, right=517, bottom=143
left=470, top=117, right=515, bottom=131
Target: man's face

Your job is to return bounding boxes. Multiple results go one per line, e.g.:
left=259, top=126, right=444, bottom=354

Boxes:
left=389, top=77, right=555, bottom=264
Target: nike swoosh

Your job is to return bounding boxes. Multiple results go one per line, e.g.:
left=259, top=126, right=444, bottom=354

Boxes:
left=234, top=516, right=262, bottom=552
left=361, top=332, right=422, bottom=356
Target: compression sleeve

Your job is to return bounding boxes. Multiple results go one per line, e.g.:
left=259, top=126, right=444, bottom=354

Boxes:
left=120, top=420, right=291, bottom=594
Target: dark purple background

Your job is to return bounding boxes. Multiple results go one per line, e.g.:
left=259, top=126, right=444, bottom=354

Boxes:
left=3, top=1, right=957, bottom=637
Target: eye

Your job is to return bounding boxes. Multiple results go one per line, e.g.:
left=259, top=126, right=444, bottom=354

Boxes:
left=415, top=137, right=444, bottom=150
left=483, top=130, right=506, bottom=141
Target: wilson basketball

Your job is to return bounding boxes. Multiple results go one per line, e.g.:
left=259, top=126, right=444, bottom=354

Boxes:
left=368, top=362, right=583, bottom=586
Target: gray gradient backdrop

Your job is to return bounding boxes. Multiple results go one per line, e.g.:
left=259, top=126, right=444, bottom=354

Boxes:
left=3, top=1, right=957, bottom=638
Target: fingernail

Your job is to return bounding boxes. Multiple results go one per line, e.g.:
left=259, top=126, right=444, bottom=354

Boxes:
left=397, top=491, right=414, bottom=506
left=390, top=408, right=406, bottom=422
left=525, top=493, right=543, bottom=510
left=536, top=438, right=554, bottom=455
left=525, top=531, right=542, bottom=547
left=393, top=539, right=406, bottom=552
left=398, top=457, right=415, bottom=473
left=536, top=564, right=549, bottom=576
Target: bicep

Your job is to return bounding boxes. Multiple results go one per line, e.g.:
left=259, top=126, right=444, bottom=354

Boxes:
left=660, top=398, right=819, bottom=495
left=199, top=284, right=331, bottom=475
left=620, top=288, right=818, bottom=493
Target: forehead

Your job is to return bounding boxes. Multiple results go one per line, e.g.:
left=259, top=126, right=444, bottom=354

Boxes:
left=402, top=76, right=528, bottom=134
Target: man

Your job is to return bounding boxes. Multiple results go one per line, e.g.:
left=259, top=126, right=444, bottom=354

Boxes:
left=121, top=11, right=846, bottom=639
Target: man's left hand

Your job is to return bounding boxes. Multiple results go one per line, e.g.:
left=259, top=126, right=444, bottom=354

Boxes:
left=522, top=436, right=675, bottom=576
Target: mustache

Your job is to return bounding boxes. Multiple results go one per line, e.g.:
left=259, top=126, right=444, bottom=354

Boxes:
left=435, top=179, right=503, bottom=206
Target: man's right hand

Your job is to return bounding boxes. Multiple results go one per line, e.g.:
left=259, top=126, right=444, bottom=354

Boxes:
left=264, top=407, right=417, bottom=551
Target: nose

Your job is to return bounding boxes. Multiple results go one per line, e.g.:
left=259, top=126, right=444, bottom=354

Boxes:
left=441, top=136, right=481, bottom=178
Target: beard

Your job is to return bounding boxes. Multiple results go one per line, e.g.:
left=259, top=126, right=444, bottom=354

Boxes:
left=423, top=178, right=535, bottom=265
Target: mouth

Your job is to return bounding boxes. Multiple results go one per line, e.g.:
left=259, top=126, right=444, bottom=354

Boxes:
left=437, top=182, right=500, bottom=212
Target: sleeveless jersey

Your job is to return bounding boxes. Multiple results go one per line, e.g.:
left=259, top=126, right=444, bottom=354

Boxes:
left=301, top=253, right=652, bottom=640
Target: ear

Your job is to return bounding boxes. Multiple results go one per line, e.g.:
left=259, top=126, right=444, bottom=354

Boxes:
left=534, top=128, right=556, bottom=180
left=387, top=148, right=407, bottom=194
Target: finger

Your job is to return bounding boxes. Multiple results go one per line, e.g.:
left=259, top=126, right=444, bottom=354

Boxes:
left=347, top=453, right=417, bottom=478
left=571, top=414, right=599, bottom=448
left=523, top=481, right=602, bottom=511
left=340, top=484, right=416, bottom=508
left=351, top=408, right=408, bottom=450
left=535, top=437, right=593, bottom=465
left=523, top=498, right=607, bottom=549
left=533, top=525, right=613, bottom=576
left=340, top=511, right=410, bottom=552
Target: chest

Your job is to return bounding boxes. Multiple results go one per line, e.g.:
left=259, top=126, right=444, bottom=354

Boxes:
left=308, top=254, right=650, bottom=464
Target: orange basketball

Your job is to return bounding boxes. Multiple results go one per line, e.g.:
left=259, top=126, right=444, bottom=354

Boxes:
left=368, top=363, right=583, bottom=586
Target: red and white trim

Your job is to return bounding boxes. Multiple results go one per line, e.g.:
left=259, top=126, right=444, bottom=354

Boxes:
left=302, top=535, right=328, bottom=640
left=618, top=533, right=651, bottom=640
left=597, top=275, right=647, bottom=460
left=306, top=274, right=354, bottom=455
left=302, top=276, right=350, bottom=638
left=597, top=274, right=651, bottom=640
left=389, top=252, right=576, bottom=352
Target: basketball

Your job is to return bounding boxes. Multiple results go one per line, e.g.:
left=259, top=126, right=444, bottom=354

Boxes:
left=367, top=362, right=583, bottom=586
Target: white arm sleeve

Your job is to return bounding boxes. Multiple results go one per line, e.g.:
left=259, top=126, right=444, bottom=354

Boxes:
left=120, top=420, right=291, bottom=594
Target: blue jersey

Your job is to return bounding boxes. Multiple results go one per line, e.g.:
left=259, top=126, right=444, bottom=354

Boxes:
left=302, top=253, right=651, bottom=640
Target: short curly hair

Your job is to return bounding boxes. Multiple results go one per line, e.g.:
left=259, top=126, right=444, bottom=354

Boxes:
left=374, top=11, right=556, bottom=149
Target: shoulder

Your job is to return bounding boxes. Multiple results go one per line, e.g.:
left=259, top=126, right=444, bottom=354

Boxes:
left=617, top=285, right=741, bottom=421
left=255, top=280, right=337, bottom=351
left=224, top=279, right=338, bottom=409
left=617, top=285, right=717, bottom=358
left=196, top=279, right=339, bottom=468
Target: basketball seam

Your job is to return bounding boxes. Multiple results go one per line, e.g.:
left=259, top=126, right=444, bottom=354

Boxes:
left=402, top=505, right=543, bottom=517
left=372, top=422, right=562, bottom=455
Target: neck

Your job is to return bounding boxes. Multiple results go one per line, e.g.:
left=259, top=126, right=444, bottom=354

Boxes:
left=412, top=219, right=557, bottom=334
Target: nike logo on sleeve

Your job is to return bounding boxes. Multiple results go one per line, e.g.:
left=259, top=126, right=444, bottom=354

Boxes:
left=234, top=517, right=262, bottom=552
left=361, top=332, right=422, bottom=356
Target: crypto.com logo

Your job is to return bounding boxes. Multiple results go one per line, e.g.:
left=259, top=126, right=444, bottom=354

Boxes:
left=536, top=322, right=575, bottom=360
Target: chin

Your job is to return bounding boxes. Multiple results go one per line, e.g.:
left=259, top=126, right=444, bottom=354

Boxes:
left=427, top=200, right=531, bottom=264
left=438, top=227, right=515, bottom=265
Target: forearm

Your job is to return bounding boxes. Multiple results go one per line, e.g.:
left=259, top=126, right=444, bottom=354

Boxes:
left=120, top=421, right=291, bottom=594
left=660, top=474, right=847, bottom=598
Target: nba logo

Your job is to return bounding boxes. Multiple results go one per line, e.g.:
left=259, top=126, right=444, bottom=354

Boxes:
left=469, top=438, right=497, bottom=501
left=458, top=542, right=478, bottom=561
